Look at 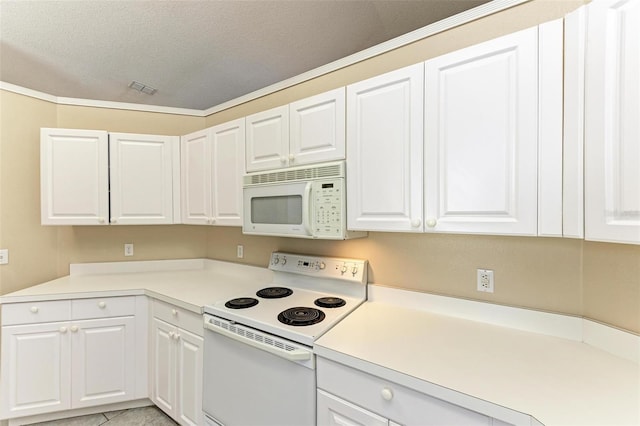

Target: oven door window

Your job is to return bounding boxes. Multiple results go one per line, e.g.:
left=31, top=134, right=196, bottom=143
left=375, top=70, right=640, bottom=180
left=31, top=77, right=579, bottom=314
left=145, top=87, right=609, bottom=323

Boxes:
left=251, top=195, right=303, bottom=225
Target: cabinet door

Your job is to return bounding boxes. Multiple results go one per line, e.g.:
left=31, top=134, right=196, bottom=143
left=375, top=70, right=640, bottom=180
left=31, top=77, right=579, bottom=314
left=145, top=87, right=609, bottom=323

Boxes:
left=424, top=27, right=539, bottom=235
left=0, top=322, right=71, bottom=418
left=245, top=105, right=290, bottom=172
left=317, top=390, right=388, bottom=426
left=290, top=88, right=346, bottom=166
left=584, top=0, right=640, bottom=244
left=181, top=128, right=213, bottom=225
left=176, top=328, right=204, bottom=426
left=211, top=118, right=245, bottom=226
left=151, top=318, right=177, bottom=417
left=40, top=128, right=109, bottom=225
left=71, top=316, right=136, bottom=408
left=347, top=64, right=424, bottom=232
left=109, top=133, right=178, bottom=225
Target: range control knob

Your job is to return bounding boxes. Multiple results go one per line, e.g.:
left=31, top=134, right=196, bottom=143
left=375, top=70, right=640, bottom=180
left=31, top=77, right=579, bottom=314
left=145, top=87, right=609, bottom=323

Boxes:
left=318, top=262, right=326, bottom=270
left=281, top=256, right=287, bottom=266
left=341, top=264, right=348, bottom=274
left=272, top=255, right=280, bottom=265
left=351, top=265, right=359, bottom=276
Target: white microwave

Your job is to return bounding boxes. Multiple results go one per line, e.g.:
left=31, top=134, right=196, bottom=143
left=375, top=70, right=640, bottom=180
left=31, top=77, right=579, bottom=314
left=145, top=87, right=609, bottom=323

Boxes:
left=242, top=161, right=367, bottom=239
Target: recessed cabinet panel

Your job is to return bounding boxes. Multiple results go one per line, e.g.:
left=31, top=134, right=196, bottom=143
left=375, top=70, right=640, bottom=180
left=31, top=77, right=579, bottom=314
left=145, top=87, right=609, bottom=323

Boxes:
left=585, top=0, right=640, bottom=244
left=424, top=26, right=539, bottom=235
left=72, top=317, right=136, bottom=408
left=152, top=318, right=177, bottom=415
left=347, top=64, right=424, bottom=232
left=290, top=88, right=346, bottom=166
left=0, top=323, right=71, bottom=418
left=109, top=133, right=177, bottom=225
left=246, top=106, right=289, bottom=172
left=181, top=129, right=212, bottom=225
left=40, top=128, right=109, bottom=225
left=176, top=329, right=204, bottom=426
left=211, top=119, right=245, bottom=226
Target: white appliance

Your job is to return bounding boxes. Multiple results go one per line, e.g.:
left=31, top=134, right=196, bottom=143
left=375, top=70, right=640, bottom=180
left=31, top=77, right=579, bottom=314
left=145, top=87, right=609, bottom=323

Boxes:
left=202, top=252, right=368, bottom=426
left=242, top=161, right=367, bottom=239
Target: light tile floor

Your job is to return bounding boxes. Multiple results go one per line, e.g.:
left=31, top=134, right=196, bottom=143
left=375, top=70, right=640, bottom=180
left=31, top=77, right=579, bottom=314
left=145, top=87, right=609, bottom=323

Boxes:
left=28, top=406, right=177, bottom=426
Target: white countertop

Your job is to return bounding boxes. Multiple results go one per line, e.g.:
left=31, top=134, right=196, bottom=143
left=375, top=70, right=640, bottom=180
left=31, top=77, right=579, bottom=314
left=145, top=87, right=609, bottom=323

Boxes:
left=314, top=286, right=640, bottom=426
left=0, top=259, right=273, bottom=314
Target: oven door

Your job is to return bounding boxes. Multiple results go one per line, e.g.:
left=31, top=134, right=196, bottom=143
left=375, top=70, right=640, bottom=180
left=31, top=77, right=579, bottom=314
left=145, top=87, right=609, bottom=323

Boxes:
left=243, top=181, right=313, bottom=238
left=203, top=315, right=315, bottom=426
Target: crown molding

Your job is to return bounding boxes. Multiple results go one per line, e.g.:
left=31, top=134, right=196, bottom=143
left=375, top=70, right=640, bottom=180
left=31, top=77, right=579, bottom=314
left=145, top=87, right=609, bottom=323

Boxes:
left=1, top=0, right=530, bottom=118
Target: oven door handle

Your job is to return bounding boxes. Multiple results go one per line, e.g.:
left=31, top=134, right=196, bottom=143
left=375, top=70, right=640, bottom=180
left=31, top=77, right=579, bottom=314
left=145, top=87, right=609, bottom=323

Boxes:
left=204, top=319, right=312, bottom=362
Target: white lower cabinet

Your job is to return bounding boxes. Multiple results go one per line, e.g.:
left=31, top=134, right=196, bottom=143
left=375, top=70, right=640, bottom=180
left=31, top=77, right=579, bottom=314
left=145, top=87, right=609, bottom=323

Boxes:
left=317, top=357, right=494, bottom=426
left=150, top=301, right=203, bottom=426
left=0, top=297, right=140, bottom=420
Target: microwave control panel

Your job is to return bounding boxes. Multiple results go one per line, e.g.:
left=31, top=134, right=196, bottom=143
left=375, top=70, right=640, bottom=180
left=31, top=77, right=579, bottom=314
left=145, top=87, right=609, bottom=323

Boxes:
left=312, top=179, right=344, bottom=237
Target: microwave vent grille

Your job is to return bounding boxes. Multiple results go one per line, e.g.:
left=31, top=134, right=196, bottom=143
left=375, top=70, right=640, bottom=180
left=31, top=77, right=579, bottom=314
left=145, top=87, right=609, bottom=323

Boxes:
left=244, top=161, right=344, bottom=185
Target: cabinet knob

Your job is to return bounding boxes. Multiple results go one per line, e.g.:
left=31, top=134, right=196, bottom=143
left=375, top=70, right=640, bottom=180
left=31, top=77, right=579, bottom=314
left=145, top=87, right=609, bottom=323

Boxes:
left=111, top=218, right=117, bottom=223
left=381, top=387, right=394, bottom=401
left=70, top=325, right=79, bottom=333
left=280, top=156, right=287, bottom=163
left=411, top=218, right=422, bottom=228
left=172, top=309, right=178, bottom=316
left=174, top=333, right=181, bottom=340
left=98, top=301, right=106, bottom=309
left=426, top=218, right=437, bottom=228
left=289, top=154, right=295, bottom=162
left=169, top=331, right=175, bottom=339
left=59, top=326, right=68, bottom=334
left=99, top=218, right=106, bottom=224
left=30, top=306, right=39, bottom=313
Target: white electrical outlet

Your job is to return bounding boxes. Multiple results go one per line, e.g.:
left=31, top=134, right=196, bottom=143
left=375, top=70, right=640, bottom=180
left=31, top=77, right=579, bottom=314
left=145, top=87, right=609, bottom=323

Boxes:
left=124, top=243, right=134, bottom=257
left=237, top=245, right=244, bottom=259
left=477, top=269, right=494, bottom=293
left=0, top=249, right=8, bottom=265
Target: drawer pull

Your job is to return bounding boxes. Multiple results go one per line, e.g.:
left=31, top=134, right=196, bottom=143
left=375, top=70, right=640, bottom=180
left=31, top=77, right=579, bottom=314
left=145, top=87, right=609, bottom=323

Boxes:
left=381, top=387, right=394, bottom=401
left=59, top=326, right=68, bottom=333
left=70, top=325, right=79, bottom=333
left=30, top=306, right=39, bottom=313
left=98, top=301, right=106, bottom=309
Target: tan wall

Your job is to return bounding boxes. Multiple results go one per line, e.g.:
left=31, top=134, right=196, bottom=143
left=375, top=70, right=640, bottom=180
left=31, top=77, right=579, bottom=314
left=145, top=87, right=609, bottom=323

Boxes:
left=2, top=0, right=639, bottom=335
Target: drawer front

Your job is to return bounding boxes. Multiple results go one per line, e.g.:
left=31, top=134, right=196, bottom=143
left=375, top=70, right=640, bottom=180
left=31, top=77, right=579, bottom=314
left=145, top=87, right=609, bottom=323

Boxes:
left=71, top=296, right=136, bottom=320
left=153, top=299, right=202, bottom=336
left=2, top=300, right=71, bottom=325
left=317, top=357, right=490, bottom=425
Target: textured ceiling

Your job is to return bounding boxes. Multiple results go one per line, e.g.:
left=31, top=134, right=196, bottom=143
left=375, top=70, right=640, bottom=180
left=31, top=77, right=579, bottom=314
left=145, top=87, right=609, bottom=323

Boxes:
left=0, top=0, right=490, bottom=110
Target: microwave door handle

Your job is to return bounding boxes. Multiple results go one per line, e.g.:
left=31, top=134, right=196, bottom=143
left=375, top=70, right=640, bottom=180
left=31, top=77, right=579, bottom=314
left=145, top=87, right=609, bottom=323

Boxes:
left=302, top=182, right=313, bottom=235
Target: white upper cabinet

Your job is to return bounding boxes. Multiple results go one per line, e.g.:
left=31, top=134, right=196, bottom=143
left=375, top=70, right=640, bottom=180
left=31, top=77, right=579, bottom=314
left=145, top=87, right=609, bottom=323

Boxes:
left=41, top=128, right=109, bottom=225
left=583, top=0, right=640, bottom=244
left=210, top=118, right=245, bottom=226
left=181, top=119, right=245, bottom=226
left=424, top=23, right=562, bottom=236
left=246, top=88, right=346, bottom=172
left=41, top=128, right=180, bottom=226
left=346, top=64, right=425, bottom=232
left=109, top=133, right=179, bottom=225
left=245, top=105, right=290, bottom=172
left=290, top=88, right=346, bottom=166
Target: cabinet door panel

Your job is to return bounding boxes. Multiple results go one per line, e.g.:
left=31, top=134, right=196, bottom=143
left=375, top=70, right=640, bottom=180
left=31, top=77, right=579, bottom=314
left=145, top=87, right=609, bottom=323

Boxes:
left=290, top=88, right=346, bottom=166
left=246, top=105, right=289, bottom=172
left=176, top=329, right=204, bottom=426
left=424, top=27, right=538, bottom=235
left=347, top=64, right=424, bottom=232
left=40, top=128, right=109, bottom=225
left=181, top=129, right=212, bottom=225
left=71, top=317, right=136, bottom=408
left=585, top=0, right=640, bottom=244
left=152, top=318, right=177, bottom=417
left=211, top=118, right=245, bottom=226
left=109, top=133, right=176, bottom=225
left=317, top=390, right=388, bottom=426
left=0, top=322, right=71, bottom=418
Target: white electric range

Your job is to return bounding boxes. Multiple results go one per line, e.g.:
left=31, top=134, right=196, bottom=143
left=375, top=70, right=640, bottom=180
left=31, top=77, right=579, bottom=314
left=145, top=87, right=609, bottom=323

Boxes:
left=202, top=252, right=367, bottom=426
